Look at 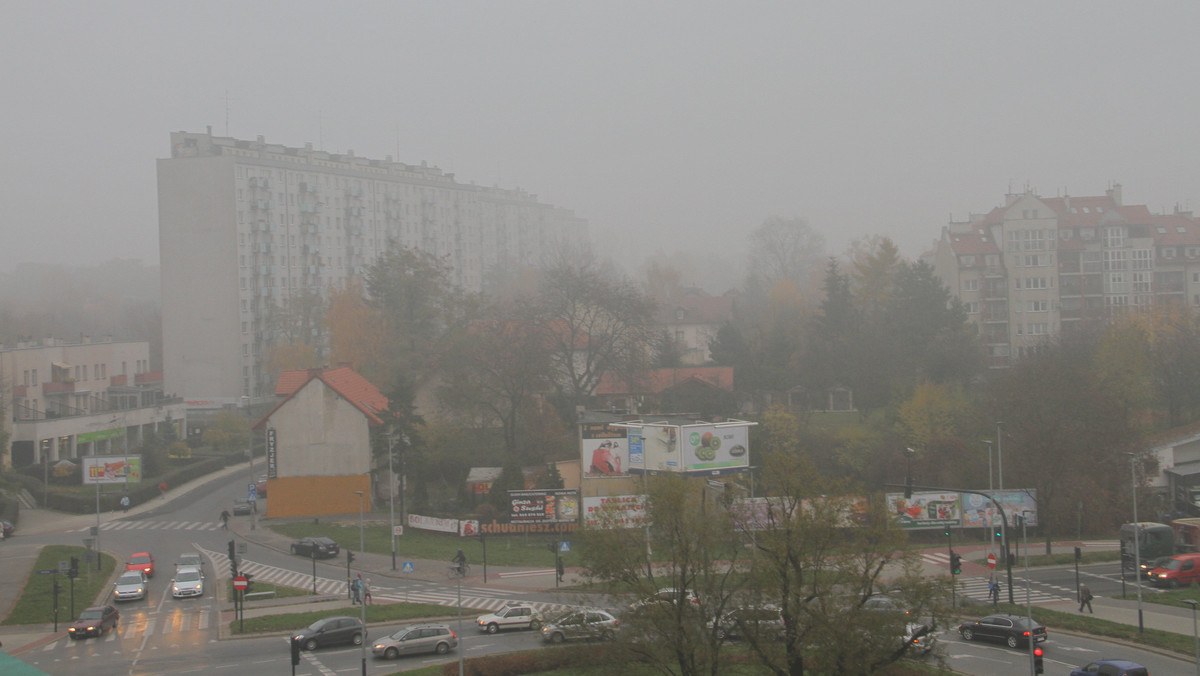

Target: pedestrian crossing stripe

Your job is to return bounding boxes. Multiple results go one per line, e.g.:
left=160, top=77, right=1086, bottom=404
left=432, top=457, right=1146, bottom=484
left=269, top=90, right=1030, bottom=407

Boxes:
left=954, top=576, right=1066, bottom=604
left=74, top=520, right=222, bottom=532
left=48, top=611, right=212, bottom=649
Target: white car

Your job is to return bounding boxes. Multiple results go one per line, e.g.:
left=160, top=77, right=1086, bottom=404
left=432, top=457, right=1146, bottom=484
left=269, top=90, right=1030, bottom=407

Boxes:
left=171, top=566, right=205, bottom=598
left=113, top=571, right=147, bottom=601
left=476, top=603, right=544, bottom=633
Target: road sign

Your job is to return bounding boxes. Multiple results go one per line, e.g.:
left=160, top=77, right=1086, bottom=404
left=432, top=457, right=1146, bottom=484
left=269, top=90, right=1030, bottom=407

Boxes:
left=392, top=525, right=404, bottom=536
left=248, top=483, right=257, bottom=493
left=402, top=562, right=414, bottom=573
left=559, top=541, right=570, bottom=553
left=987, top=553, right=997, bottom=569
left=247, top=490, right=257, bottom=502
left=233, top=576, right=248, bottom=590
left=37, top=569, right=57, bottom=575
left=58, top=560, right=70, bottom=573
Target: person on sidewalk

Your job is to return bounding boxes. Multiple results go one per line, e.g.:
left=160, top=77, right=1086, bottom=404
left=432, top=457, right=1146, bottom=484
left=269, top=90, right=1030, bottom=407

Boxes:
left=556, top=555, right=564, bottom=583
left=363, top=577, right=372, bottom=605
left=1079, top=583, right=1094, bottom=613
left=352, top=574, right=363, bottom=605
left=988, top=579, right=1000, bottom=606
left=220, top=510, right=231, bottom=530
left=120, top=495, right=130, bottom=512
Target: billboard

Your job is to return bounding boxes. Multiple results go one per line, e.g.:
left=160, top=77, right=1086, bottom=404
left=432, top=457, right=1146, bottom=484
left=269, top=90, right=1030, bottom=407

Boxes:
left=639, top=423, right=681, bottom=472
left=886, top=491, right=961, bottom=529
left=82, top=455, right=142, bottom=485
left=581, top=424, right=630, bottom=477
left=960, top=490, right=1038, bottom=528
left=508, top=489, right=580, bottom=524
left=681, top=423, right=749, bottom=472
left=583, top=494, right=648, bottom=529
left=886, top=490, right=1038, bottom=530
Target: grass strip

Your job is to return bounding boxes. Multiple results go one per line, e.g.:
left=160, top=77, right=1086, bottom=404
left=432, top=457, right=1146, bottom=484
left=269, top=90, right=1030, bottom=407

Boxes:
left=2, top=545, right=118, bottom=625
left=229, top=600, right=476, bottom=635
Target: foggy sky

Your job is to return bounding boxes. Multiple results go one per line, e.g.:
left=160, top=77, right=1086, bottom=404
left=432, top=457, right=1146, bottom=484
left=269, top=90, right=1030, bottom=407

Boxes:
left=3, top=1, right=1198, bottom=282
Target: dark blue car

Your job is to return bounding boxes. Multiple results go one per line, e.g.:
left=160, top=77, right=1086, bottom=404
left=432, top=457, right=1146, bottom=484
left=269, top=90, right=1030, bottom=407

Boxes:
left=1070, top=659, right=1149, bottom=676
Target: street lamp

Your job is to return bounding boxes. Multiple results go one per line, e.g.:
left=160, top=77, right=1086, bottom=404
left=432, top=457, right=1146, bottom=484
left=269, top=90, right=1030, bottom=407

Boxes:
left=996, top=422, right=1004, bottom=490
left=983, top=440, right=995, bottom=559
left=1128, top=452, right=1144, bottom=633
left=242, top=396, right=256, bottom=531
left=1020, top=511, right=1035, bottom=676
left=1183, top=599, right=1199, bottom=676
left=353, top=489, right=366, bottom=676
left=385, top=431, right=397, bottom=571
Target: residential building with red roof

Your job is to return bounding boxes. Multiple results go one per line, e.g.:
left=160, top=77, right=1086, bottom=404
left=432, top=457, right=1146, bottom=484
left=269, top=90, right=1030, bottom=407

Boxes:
left=256, top=366, right=387, bottom=517
left=932, top=184, right=1200, bottom=368
left=651, top=288, right=735, bottom=366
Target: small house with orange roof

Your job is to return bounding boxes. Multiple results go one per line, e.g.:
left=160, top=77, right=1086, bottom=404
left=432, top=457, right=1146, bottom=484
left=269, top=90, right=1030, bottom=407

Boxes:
left=255, top=366, right=388, bottom=518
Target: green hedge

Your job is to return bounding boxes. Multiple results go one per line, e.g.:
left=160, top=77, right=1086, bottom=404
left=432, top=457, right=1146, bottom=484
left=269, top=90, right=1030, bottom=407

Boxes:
left=39, top=456, right=229, bottom=514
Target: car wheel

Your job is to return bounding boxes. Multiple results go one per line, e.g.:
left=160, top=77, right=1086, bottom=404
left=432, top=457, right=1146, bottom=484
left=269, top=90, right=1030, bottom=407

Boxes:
left=602, top=630, right=617, bottom=641
left=384, top=647, right=398, bottom=659
left=486, top=623, right=499, bottom=634
left=961, top=628, right=974, bottom=641
left=550, top=632, right=565, bottom=644
left=1006, top=635, right=1019, bottom=649
left=304, top=638, right=318, bottom=651
left=436, top=642, right=450, bottom=654
left=351, top=632, right=363, bottom=646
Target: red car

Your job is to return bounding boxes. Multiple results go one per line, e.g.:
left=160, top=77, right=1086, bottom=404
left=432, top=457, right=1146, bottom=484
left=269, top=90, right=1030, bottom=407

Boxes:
left=68, top=605, right=119, bottom=639
left=126, top=552, right=155, bottom=578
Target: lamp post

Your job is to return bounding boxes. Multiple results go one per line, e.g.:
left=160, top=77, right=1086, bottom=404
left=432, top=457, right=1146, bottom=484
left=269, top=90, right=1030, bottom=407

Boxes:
left=242, top=396, right=256, bottom=531
left=353, top=490, right=366, bottom=676
left=996, top=422, right=1004, bottom=490
left=385, top=431, right=397, bottom=571
left=983, top=440, right=995, bottom=558
left=1021, top=511, right=1035, bottom=676
left=1128, top=452, right=1144, bottom=633
left=1183, top=599, right=1199, bottom=676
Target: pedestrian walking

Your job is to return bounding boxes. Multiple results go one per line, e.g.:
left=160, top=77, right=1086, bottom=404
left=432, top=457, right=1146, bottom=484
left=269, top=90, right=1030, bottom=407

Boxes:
left=363, top=578, right=372, bottom=606
left=158, top=481, right=168, bottom=498
left=220, top=510, right=231, bottom=530
left=988, top=579, right=1000, bottom=606
left=556, top=555, right=565, bottom=583
left=352, top=574, right=363, bottom=605
left=120, top=495, right=130, bottom=512
left=1078, top=583, right=1094, bottom=613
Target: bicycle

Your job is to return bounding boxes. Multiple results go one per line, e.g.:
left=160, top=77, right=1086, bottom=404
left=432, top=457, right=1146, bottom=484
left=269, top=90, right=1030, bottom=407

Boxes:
left=447, top=563, right=471, bottom=579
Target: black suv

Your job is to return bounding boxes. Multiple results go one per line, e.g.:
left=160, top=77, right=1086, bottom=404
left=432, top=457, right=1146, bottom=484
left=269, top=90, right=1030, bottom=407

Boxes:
left=294, top=616, right=364, bottom=650
left=290, top=536, right=340, bottom=559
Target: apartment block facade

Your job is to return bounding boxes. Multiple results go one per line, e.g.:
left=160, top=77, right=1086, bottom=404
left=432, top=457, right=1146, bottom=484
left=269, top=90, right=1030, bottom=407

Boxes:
left=158, top=129, right=588, bottom=406
left=932, top=184, right=1200, bottom=368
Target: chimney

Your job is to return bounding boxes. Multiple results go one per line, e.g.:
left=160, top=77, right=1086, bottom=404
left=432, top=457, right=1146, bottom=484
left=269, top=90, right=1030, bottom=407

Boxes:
left=1107, top=183, right=1123, bottom=206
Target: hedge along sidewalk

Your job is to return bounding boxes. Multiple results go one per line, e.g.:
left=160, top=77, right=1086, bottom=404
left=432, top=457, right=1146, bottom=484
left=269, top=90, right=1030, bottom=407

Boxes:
left=2, top=545, right=119, bottom=626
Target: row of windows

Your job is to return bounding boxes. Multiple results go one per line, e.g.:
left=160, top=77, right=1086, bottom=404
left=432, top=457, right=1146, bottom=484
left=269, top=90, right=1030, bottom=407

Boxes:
left=22, top=363, right=109, bottom=386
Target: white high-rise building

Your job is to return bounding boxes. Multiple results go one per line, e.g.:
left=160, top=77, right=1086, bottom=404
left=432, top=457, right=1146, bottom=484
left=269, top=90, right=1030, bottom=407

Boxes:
left=158, top=129, right=588, bottom=404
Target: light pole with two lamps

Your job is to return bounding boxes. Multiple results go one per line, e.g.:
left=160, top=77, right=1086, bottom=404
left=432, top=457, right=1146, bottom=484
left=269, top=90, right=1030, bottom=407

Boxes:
left=352, top=489, right=366, bottom=676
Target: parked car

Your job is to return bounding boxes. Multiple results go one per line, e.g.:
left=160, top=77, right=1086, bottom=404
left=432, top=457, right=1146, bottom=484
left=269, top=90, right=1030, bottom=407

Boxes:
left=957, top=613, right=1046, bottom=648
left=293, top=616, right=365, bottom=651
left=255, top=476, right=268, bottom=497
left=372, top=624, right=458, bottom=658
left=862, top=593, right=914, bottom=616
left=171, top=566, right=205, bottom=598
left=1149, top=552, right=1200, bottom=588
left=0, top=519, right=15, bottom=538
left=232, top=497, right=253, bottom=516
left=67, top=605, right=119, bottom=639
left=176, top=552, right=204, bottom=571
left=113, top=570, right=147, bottom=601
left=290, top=536, right=340, bottom=559
left=476, top=602, right=544, bottom=633
left=711, top=605, right=785, bottom=642
left=125, top=552, right=155, bottom=578
left=1069, top=659, right=1150, bottom=676
left=629, top=587, right=699, bottom=613
left=540, top=608, right=620, bottom=643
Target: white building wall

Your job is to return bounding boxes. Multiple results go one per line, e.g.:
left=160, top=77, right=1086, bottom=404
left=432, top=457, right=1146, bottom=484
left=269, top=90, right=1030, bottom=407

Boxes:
left=266, top=381, right=370, bottom=477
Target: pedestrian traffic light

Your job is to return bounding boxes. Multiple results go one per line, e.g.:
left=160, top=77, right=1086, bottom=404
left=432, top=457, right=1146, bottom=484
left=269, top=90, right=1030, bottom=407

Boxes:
left=1074, top=546, right=1081, bottom=561
left=243, top=573, right=253, bottom=594
left=1033, top=646, right=1044, bottom=674
left=290, top=636, right=301, bottom=666
left=950, top=552, right=962, bottom=575
left=68, top=557, right=79, bottom=580
left=347, top=550, right=355, bottom=565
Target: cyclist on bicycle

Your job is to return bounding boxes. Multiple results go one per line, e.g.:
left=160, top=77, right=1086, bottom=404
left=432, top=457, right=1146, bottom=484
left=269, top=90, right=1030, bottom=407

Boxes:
left=452, top=548, right=467, bottom=575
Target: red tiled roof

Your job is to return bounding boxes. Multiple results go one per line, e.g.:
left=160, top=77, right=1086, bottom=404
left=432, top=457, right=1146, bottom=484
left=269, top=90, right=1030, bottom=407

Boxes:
left=263, top=366, right=388, bottom=427
left=1151, top=213, right=1200, bottom=247
left=594, top=367, right=735, bottom=395
left=945, top=228, right=1000, bottom=258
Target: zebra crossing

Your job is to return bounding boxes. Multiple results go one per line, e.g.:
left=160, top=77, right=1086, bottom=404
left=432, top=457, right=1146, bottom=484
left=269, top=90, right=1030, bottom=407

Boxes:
left=197, top=546, right=572, bottom=617
left=46, top=609, right=213, bottom=650
left=954, top=575, right=1067, bottom=605
left=73, top=519, right=223, bottom=533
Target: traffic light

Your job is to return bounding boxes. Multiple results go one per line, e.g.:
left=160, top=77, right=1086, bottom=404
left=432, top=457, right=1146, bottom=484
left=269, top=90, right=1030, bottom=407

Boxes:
left=290, top=636, right=302, bottom=666
left=347, top=550, right=355, bottom=565
left=68, top=557, right=79, bottom=580
left=1033, top=646, right=1044, bottom=674
left=227, top=540, right=238, bottom=577
left=243, top=573, right=253, bottom=594
left=950, top=552, right=962, bottom=575
left=1074, top=546, right=1082, bottom=561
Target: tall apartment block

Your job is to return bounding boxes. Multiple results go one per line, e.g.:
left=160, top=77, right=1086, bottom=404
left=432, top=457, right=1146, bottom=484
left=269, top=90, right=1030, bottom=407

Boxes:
left=158, top=129, right=588, bottom=405
left=932, top=184, right=1200, bottom=368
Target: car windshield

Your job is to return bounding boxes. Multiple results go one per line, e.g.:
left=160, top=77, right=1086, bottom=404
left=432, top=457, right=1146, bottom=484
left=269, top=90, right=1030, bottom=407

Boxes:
left=390, top=629, right=413, bottom=640
left=307, top=620, right=329, bottom=631
left=130, top=555, right=150, bottom=565
left=118, top=573, right=142, bottom=584
left=179, top=556, right=200, bottom=565
left=1163, top=559, right=1184, bottom=571
left=177, top=571, right=200, bottom=582
left=79, top=610, right=103, bottom=620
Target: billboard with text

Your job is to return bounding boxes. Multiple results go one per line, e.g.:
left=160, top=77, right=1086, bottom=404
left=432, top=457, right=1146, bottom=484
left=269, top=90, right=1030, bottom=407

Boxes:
left=82, top=455, right=142, bottom=485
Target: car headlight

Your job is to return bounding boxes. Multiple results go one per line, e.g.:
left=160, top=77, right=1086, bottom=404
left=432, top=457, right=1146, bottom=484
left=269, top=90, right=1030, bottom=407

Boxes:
left=1159, top=573, right=1168, bottom=578
left=87, top=625, right=96, bottom=631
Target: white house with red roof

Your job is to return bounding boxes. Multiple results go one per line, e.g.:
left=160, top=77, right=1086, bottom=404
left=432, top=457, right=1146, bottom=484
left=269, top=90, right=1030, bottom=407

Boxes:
left=255, top=366, right=387, bottom=518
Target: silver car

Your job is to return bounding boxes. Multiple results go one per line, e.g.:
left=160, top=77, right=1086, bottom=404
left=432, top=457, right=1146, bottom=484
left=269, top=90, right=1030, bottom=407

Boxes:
left=176, top=552, right=204, bottom=571
left=171, top=566, right=205, bottom=598
left=372, top=624, right=457, bottom=659
left=540, top=608, right=620, bottom=643
left=476, top=603, right=544, bottom=633
left=113, top=570, right=147, bottom=601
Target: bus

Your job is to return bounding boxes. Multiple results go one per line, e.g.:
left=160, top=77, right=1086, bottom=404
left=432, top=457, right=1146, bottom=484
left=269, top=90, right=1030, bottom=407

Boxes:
left=1119, top=522, right=1175, bottom=571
